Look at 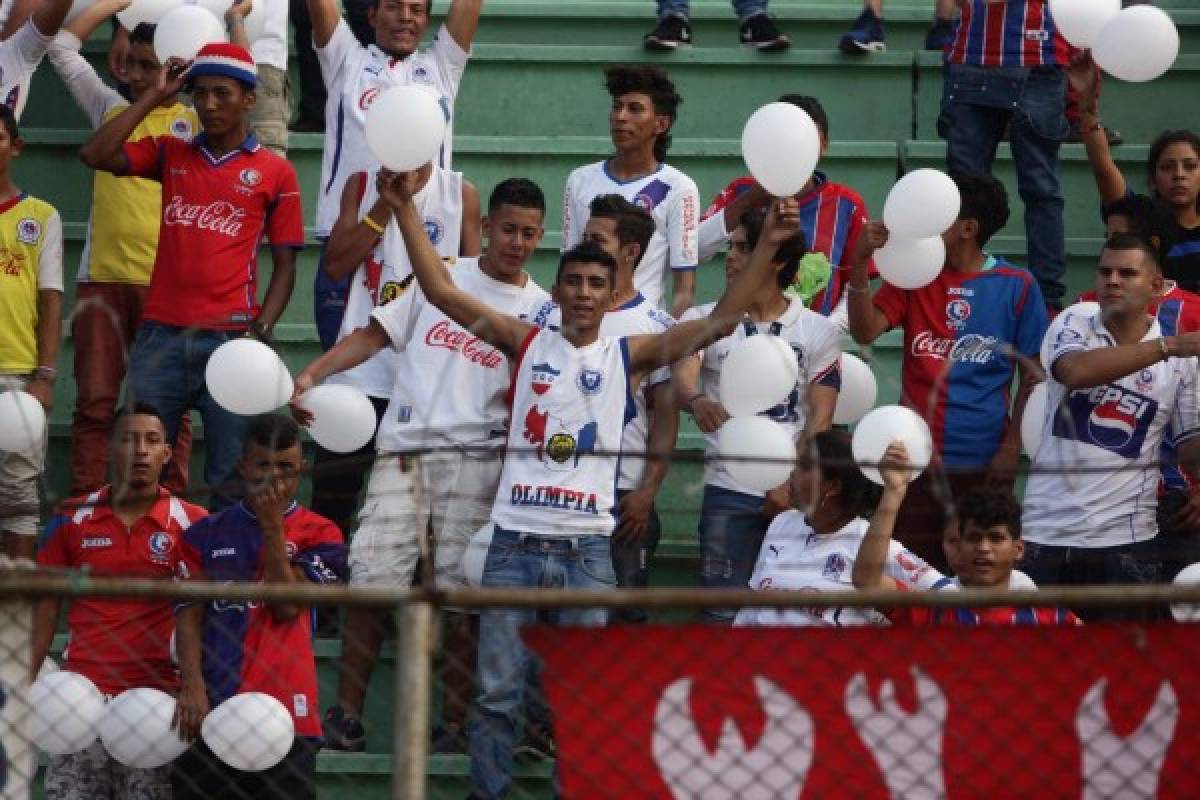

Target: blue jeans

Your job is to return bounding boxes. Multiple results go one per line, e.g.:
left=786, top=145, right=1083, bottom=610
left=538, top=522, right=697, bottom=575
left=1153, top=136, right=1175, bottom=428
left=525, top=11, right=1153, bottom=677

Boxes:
left=468, top=527, right=615, bottom=799
left=312, top=240, right=347, bottom=352
left=939, top=63, right=1069, bottom=308
left=657, top=0, right=767, bottom=20
left=126, top=322, right=250, bottom=509
left=697, top=484, right=769, bottom=623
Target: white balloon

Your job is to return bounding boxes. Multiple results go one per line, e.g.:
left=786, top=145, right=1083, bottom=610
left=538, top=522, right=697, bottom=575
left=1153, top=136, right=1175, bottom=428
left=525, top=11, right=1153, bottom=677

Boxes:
left=1172, top=563, right=1200, bottom=622
left=462, top=523, right=494, bottom=587
left=718, top=334, right=799, bottom=418
left=1048, top=0, right=1120, bottom=49
left=240, top=0, right=267, bottom=41
left=365, top=86, right=448, bottom=172
left=883, top=169, right=961, bottom=239
left=851, top=405, right=933, bottom=485
left=205, top=339, right=293, bottom=415
left=37, top=656, right=59, bottom=680
left=0, top=390, right=46, bottom=453
left=740, top=102, right=821, bottom=198
left=1093, top=5, right=1179, bottom=83
left=29, top=671, right=106, bottom=755
left=117, top=0, right=181, bottom=29
left=1039, top=301, right=1099, bottom=371
left=99, top=688, right=188, bottom=768
left=297, top=384, right=378, bottom=453
left=716, top=416, right=796, bottom=493
left=874, top=235, right=945, bottom=290
left=1020, top=382, right=1049, bottom=457
left=153, top=5, right=226, bottom=63
left=202, top=692, right=294, bottom=771
left=833, top=353, right=878, bottom=425
left=184, top=0, right=233, bottom=17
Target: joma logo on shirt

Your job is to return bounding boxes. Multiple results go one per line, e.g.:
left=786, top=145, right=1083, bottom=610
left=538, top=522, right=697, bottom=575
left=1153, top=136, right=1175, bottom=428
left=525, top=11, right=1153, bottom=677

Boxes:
left=211, top=547, right=237, bottom=557
left=81, top=537, right=113, bottom=549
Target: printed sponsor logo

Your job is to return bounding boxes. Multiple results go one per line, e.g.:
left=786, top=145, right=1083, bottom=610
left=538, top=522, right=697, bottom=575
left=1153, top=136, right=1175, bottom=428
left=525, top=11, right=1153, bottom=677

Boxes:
left=162, top=197, right=246, bottom=236
left=82, top=536, right=113, bottom=549
left=424, top=320, right=505, bottom=368
left=910, top=331, right=999, bottom=364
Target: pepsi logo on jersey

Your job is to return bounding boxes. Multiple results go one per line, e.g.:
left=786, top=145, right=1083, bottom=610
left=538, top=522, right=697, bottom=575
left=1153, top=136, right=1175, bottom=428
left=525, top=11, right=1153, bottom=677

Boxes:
left=1054, top=384, right=1158, bottom=458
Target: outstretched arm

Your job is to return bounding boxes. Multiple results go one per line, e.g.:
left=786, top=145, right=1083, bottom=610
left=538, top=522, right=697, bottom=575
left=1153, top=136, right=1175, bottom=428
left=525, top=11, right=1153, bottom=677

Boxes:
left=444, top=0, right=483, bottom=51
left=851, top=442, right=911, bottom=590
left=1068, top=50, right=1127, bottom=205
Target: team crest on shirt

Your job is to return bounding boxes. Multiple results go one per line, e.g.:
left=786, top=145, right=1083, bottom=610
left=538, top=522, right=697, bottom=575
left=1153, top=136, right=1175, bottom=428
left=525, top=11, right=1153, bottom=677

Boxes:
left=423, top=217, right=445, bottom=245
left=822, top=553, right=847, bottom=580
left=286, top=541, right=298, bottom=558
left=1136, top=369, right=1155, bottom=394
left=148, top=532, right=174, bottom=561
left=530, top=363, right=561, bottom=395
left=576, top=368, right=604, bottom=395
left=946, top=298, right=971, bottom=330
left=4, top=86, right=17, bottom=111
left=380, top=274, right=415, bottom=305
left=523, top=407, right=599, bottom=472
left=359, top=87, right=380, bottom=111
left=239, top=168, right=262, bottom=188
left=16, top=218, right=40, bottom=245
left=633, top=179, right=671, bottom=212
left=411, top=65, right=432, bottom=84
left=171, top=118, right=194, bottom=139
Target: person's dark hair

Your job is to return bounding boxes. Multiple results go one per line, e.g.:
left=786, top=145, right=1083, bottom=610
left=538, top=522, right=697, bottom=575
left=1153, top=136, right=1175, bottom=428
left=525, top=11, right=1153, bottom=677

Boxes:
left=739, top=208, right=808, bottom=289
left=556, top=240, right=618, bottom=286
left=1103, top=231, right=1162, bottom=273
left=803, top=430, right=880, bottom=518
left=778, top=94, right=829, bottom=139
left=603, top=64, right=681, bottom=162
left=951, top=171, right=1009, bottom=247
left=588, top=194, right=655, bottom=266
left=0, top=105, right=18, bottom=141
left=488, top=177, right=545, bottom=215
left=244, top=414, right=302, bottom=452
left=1147, top=129, right=1200, bottom=209
left=1101, top=192, right=1179, bottom=265
left=953, top=487, right=1023, bottom=540
left=369, top=0, right=433, bottom=12
left=112, top=402, right=166, bottom=436
left=129, top=22, right=156, bottom=46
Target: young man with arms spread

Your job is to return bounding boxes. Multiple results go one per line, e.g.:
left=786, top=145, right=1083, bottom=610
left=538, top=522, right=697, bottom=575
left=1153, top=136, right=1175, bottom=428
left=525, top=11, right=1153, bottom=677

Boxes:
left=80, top=44, right=304, bottom=509
left=292, top=178, right=549, bottom=753
left=49, top=4, right=199, bottom=496
left=562, top=65, right=699, bottom=318
left=1021, top=235, right=1200, bottom=622
left=846, top=171, right=1047, bottom=572
left=675, top=208, right=841, bottom=622
left=381, top=168, right=799, bottom=799
left=33, top=404, right=208, bottom=799
left=172, top=415, right=347, bottom=800
left=306, top=0, right=483, bottom=349
left=0, top=105, right=62, bottom=561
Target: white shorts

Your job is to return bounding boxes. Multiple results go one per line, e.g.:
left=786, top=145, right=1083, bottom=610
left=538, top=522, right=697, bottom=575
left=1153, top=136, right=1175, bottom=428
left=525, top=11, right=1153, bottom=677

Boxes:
left=349, top=450, right=501, bottom=589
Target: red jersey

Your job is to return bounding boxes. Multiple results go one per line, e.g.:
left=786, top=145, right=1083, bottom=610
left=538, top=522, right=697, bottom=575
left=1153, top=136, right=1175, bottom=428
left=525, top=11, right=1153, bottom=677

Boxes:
left=121, top=132, right=304, bottom=330
left=175, top=502, right=347, bottom=738
left=37, top=488, right=208, bottom=695
left=947, top=0, right=1070, bottom=68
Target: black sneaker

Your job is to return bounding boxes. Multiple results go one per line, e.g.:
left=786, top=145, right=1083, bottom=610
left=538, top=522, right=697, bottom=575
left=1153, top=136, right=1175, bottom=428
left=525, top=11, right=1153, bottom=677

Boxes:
left=924, top=17, right=956, bottom=51
left=739, top=13, right=790, bottom=52
left=644, top=14, right=692, bottom=51
left=431, top=723, right=468, bottom=754
left=322, top=705, right=366, bottom=752
left=839, top=8, right=886, bottom=54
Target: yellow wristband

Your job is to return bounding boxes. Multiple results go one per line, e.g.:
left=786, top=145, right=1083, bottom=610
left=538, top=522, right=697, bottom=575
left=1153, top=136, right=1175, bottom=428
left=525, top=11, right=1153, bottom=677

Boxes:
left=362, top=215, right=385, bottom=235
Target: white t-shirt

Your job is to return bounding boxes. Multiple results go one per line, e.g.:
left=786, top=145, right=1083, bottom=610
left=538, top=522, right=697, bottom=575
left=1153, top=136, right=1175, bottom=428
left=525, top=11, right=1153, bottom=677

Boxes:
left=561, top=161, right=699, bottom=310
left=369, top=257, right=550, bottom=452
left=314, top=20, right=468, bottom=237
left=1023, top=310, right=1200, bottom=547
left=680, top=297, right=842, bottom=496
left=733, top=512, right=940, bottom=627
left=250, top=0, right=290, bottom=71
left=492, top=329, right=633, bottom=537
left=328, top=166, right=464, bottom=397
left=1, top=20, right=52, bottom=120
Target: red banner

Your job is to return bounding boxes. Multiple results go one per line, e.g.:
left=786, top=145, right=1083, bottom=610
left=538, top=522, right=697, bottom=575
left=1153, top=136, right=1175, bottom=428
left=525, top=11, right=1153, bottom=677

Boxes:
left=525, top=625, right=1200, bottom=799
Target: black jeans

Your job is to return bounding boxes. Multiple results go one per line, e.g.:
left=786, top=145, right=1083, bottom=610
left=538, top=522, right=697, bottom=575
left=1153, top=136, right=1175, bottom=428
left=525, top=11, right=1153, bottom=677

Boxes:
left=610, top=488, right=663, bottom=624
left=172, top=737, right=318, bottom=800
left=1019, top=538, right=1164, bottom=623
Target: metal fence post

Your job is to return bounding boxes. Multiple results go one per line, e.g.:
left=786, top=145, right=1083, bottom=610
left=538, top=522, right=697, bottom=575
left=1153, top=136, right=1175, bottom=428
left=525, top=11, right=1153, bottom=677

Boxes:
left=392, top=596, right=435, bottom=800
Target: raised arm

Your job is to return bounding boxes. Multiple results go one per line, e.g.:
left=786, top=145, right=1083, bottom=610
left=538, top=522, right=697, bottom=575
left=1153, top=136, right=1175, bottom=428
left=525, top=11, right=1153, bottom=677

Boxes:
left=323, top=172, right=389, bottom=282
left=225, top=0, right=252, bottom=48
left=1068, top=51, right=1127, bottom=205
left=444, top=0, right=483, bottom=52
left=306, top=0, right=342, bottom=48
left=851, top=442, right=910, bottom=590
left=845, top=219, right=892, bottom=345
left=381, top=169, right=532, bottom=356
left=80, top=57, right=188, bottom=172
left=460, top=179, right=482, bottom=257
left=626, top=197, right=801, bottom=376
left=64, top=0, right=127, bottom=41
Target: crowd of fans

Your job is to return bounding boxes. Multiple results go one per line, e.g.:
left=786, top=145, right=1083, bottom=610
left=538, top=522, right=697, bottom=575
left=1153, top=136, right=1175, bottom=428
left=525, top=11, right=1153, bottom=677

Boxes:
left=0, top=0, right=1197, bottom=797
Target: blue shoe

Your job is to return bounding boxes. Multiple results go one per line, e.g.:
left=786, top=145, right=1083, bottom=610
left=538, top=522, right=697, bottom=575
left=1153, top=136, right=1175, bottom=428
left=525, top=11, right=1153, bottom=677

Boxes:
left=839, top=9, right=886, bottom=54
left=924, top=17, right=956, bottom=51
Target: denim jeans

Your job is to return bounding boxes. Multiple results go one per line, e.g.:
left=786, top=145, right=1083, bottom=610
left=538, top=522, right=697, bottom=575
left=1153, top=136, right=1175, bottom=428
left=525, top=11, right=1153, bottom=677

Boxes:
left=126, top=322, right=250, bottom=509
left=312, top=240, right=348, bottom=352
left=939, top=63, right=1069, bottom=308
left=610, top=488, right=662, bottom=624
left=468, top=527, right=615, bottom=799
left=697, top=484, right=769, bottom=623
left=1019, top=539, right=1163, bottom=623
left=657, top=0, right=768, bottom=21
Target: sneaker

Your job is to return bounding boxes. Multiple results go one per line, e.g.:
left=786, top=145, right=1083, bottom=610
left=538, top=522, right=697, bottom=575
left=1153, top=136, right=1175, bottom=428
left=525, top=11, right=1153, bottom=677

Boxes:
left=924, top=17, right=956, bottom=51
left=322, top=706, right=366, bottom=752
left=839, top=9, right=886, bottom=54
left=644, top=14, right=692, bottom=51
left=739, top=13, right=790, bottom=52
left=1065, top=121, right=1124, bottom=147
left=513, top=722, right=556, bottom=761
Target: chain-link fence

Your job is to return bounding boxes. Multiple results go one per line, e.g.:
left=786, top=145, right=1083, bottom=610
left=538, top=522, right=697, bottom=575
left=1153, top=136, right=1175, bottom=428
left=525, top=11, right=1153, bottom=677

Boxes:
left=3, top=574, right=1200, bottom=800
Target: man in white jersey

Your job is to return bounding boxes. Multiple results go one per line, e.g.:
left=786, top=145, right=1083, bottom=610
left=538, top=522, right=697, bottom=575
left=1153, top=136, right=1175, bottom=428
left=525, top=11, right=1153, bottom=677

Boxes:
left=307, top=0, right=482, bottom=349
left=382, top=167, right=800, bottom=799
left=561, top=64, right=699, bottom=318
left=314, top=160, right=479, bottom=539
left=0, top=0, right=71, bottom=120
left=1021, top=233, right=1200, bottom=622
left=675, top=208, right=842, bottom=622
left=292, top=178, right=545, bottom=752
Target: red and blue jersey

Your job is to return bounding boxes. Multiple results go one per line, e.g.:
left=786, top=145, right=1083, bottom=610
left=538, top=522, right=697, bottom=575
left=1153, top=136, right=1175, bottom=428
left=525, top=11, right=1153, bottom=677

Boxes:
left=175, top=502, right=346, bottom=738
left=873, top=256, right=1047, bottom=467
left=702, top=172, right=873, bottom=316
left=947, top=0, right=1070, bottom=68
left=890, top=603, right=1082, bottom=626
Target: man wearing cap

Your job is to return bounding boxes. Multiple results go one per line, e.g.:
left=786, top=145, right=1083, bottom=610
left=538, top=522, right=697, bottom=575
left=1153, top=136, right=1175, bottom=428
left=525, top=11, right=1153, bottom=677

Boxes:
left=81, top=44, right=305, bottom=508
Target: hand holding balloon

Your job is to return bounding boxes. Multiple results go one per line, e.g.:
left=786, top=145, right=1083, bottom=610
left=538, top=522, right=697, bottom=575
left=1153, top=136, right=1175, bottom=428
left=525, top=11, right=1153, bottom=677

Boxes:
left=690, top=395, right=730, bottom=434
left=376, top=168, right=423, bottom=212
left=853, top=219, right=889, bottom=265
left=877, top=441, right=912, bottom=495
left=173, top=678, right=210, bottom=742
left=763, top=197, right=802, bottom=245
